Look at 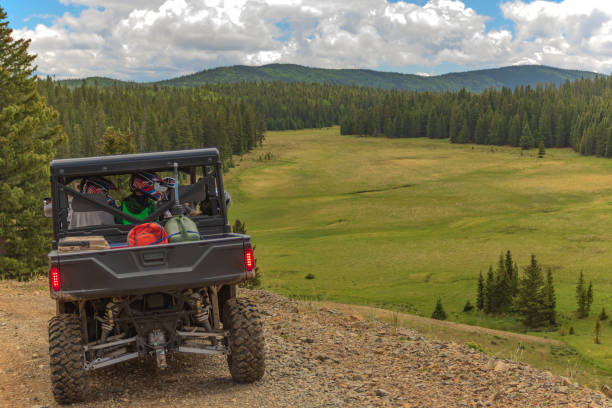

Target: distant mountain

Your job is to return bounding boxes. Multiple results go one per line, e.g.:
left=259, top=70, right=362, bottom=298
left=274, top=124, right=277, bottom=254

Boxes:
left=157, top=64, right=600, bottom=92
left=57, top=64, right=601, bottom=93
left=56, top=76, right=136, bottom=88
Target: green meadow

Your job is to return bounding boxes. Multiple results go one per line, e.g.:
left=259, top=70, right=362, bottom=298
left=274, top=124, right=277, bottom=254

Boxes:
left=225, top=127, right=612, bottom=384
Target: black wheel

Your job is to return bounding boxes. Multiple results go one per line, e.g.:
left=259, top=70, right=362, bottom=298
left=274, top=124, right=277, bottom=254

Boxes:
left=222, top=298, right=265, bottom=383
left=49, top=314, right=88, bottom=404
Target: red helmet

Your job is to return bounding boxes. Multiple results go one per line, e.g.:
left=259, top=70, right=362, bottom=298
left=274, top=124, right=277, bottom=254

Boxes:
left=79, top=177, right=117, bottom=206
left=130, top=172, right=165, bottom=201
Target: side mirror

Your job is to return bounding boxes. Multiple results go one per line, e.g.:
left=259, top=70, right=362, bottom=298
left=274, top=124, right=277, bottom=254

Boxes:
left=43, top=198, right=52, bottom=218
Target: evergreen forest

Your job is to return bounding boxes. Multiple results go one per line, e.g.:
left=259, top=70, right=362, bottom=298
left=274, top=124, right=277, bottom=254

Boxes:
left=40, top=74, right=612, bottom=161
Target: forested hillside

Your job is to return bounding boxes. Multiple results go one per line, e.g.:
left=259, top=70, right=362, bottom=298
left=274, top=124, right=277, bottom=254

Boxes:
left=43, top=75, right=612, bottom=160
left=37, top=78, right=264, bottom=164
left=59, top=64, right=598, bottom=93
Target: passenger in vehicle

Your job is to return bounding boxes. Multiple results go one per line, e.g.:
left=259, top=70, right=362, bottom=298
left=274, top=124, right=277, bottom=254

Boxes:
left=201, top=187, right=232, bottom=216
left=69, top=177, right=118, bottom=229
left=117, top=172, right=167, bottom=224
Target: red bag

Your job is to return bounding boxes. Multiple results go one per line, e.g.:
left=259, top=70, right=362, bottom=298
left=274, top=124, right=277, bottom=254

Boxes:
left=127, top=223, right=168, bottom=247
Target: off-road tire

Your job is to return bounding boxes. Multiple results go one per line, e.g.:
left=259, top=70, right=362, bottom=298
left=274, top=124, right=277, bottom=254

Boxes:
left=49, top=314, right=88, bottom=404
left=223, top=298, right=265, bottom=383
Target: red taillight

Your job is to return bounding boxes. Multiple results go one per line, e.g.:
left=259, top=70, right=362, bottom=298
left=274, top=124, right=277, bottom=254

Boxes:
left=49, top=266, right=61, bottom=292
left=244, top=248, right=254, bottom=272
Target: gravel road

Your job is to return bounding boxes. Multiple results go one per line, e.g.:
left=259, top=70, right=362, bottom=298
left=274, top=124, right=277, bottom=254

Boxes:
left=0, top=278, right=610, bottom=407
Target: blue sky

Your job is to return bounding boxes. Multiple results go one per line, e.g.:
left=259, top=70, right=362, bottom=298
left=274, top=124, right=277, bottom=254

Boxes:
left=2, top=0, right=609, bottom=81
left=2, top=0, right=86, bottom=29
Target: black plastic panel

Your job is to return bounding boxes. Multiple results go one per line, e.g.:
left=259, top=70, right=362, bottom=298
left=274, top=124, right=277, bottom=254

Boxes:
left=49, top=234, right=251, bottom=299
left=51, top=148, right=220, bottom=177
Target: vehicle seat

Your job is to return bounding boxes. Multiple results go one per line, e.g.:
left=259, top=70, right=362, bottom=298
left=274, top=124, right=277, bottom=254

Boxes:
left=69, top=193, right=116, bottom=229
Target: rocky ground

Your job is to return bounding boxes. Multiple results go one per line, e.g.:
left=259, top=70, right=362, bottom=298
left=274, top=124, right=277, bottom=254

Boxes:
left=0, top=279, right=610, bottom=407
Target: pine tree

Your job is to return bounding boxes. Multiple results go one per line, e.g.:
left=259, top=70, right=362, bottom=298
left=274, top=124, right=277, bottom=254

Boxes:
left=97, top=127, right=136, bottom=156
left=519, top=122, right=535, bottom=150
left=544, top=268, right=556, bottom=326
left=463, top=300, right=474, bottom=312
left=0, top=8, right=65, bottom=279
left=487, top=252, right=512, bottom=314
left=484, top=266, right=495, bottom=314
left=456, top=120, right=471, bottom=143
left=538, top=140, right=546, bottom=158
left=576, top=271, right=588, bottom=318
left=488, top=113, right=506, bottom=145
left=587, top=282, right=593, bottom=314
left=504, top=250, right=514, bottom=282
left=431, top=298, right=447, bottom=320
left=474, top=114, right=489, bottom=144
left=508, top=114, right=521, bottom=146
left=476, top=270, right=485, bottom=311
left=538, top=105, right=553, bottom=147
left=511, top=261, right=519, bottom=297
left=516, top=255, right=547, bottom=327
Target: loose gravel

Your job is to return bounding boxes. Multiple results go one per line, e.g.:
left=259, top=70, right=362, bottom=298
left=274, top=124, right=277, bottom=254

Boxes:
left=0, top=280, right=610, bottom=407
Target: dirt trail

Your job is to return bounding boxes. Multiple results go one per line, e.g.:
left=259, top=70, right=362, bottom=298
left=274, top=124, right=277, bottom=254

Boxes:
left=0, top=278, right=610, bottom=407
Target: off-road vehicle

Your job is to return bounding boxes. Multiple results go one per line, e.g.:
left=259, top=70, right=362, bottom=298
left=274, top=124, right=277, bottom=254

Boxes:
left=45, top=148, right=264, bottom=404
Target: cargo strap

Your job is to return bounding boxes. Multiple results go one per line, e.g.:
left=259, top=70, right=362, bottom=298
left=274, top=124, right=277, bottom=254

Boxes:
left=148, top=231, right=199, bottom=245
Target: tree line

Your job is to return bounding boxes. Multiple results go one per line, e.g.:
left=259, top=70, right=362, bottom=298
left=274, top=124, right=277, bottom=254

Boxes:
left=40, top=72, right=612, bottom=162
left=37, top=79, right=265, bottom=165
left=339, top=77, right=612, bottom=157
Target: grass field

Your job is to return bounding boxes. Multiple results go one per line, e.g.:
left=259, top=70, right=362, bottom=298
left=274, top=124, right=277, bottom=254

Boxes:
left=225, top=127, right=612, bottom=385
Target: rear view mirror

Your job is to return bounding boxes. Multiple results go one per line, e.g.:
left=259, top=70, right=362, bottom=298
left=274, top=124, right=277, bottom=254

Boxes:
left=43, top=197, right=52, bottom=218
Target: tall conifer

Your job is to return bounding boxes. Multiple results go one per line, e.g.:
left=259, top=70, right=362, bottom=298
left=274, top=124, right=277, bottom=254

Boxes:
left=476, top=270, right=485, bottom=311
left=587, top=282, right=593, bottom=314
left=0, top=8, right=64, bottom=279
left=484, top=266, right=495, bottom=314
left=495, top=252, right=512, bottom=313
left=520, top=123, right=535, bottom=150
left=544, top=268, right=556, bottom=326
left=576, top=271, right=588, bottom=318
left=516, top=255, right=547, bottom=327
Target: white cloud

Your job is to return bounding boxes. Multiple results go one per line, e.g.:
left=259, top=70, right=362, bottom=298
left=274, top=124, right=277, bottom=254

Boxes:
left=500, top=0, right=612, bottom=72
left=10, top=0, right=612, bottom=81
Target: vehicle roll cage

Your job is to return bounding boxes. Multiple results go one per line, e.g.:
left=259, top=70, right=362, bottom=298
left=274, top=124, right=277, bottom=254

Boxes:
left=49, top=148, right=228, bottom=244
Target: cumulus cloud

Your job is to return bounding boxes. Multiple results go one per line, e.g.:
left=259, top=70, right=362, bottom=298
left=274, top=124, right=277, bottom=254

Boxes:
left=9, top=0, right=612, bottom=80
left=500, top=0, right=612, bottom=72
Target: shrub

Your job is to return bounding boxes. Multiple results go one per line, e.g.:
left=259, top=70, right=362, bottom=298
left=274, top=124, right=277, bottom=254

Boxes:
left=305, top=273, right=315, bottom=280
left=599, top=307, right=608, bottom=321
left=595, top=318, right=602, bottom=344
left=569, top=327, right=575, bottom=335
left=465, top=341, right=488, bottom=354
left=463, top=300, right=474, bottom=312
left=431, top=298, right=447, bottom=320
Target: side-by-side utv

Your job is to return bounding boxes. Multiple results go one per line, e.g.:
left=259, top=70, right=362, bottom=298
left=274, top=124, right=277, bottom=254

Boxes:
left=46, top=149, right=264, bottom=404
